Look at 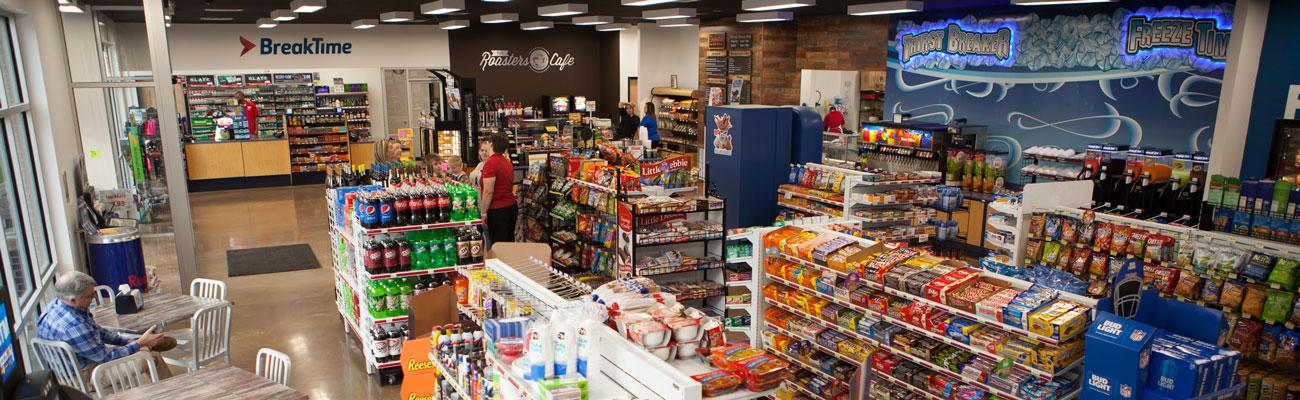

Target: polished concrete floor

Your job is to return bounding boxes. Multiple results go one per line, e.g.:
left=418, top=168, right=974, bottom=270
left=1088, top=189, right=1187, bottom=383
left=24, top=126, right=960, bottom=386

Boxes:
left=147, top=184, right=397, bottom=399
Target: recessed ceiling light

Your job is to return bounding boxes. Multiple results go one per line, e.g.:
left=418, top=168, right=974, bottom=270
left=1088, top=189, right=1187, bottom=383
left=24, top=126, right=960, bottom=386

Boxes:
left=521, top=21, right=554, bottom=30
left=623, top=0, right=676, bottom=5
left=1010, top=0, right=1115, bottom=4
left=737, top=11, right=792, bottom=23
left=847, top=1, right=923, bottom=16
left=742, top=0, right=814, bottom=11
left=271, top=9, right=297, bottom=21
left=439, top=19, right=470, bottom=30
left=538, top=3, right=587, bottom=17
left=642, top=8, right=694, bottom=20
left=573, top=15, right=613, bottom=25
left=380, top=11, right=414, bottom=22
left=481, top=13, right=519, bottom=24
left=257, top=18, right=278, bottom=28
left=352, top=19, right=377, bottom=29
left=421, top=0, right=465, bottom=15
left=656, top=18, right=697, bottom=27
left=204, top=8, right=245, bottom=12
left=58, top=1, right=84, bottom=13
left=290, top=0, right=326, bottom=13
left=596, top=22, right=632, bottom=31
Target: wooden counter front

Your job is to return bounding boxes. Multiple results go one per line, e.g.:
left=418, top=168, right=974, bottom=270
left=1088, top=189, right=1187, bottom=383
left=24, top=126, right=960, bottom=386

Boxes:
left=185, top=142, right=244, bottom=180
left=351, top=142, right=375, bottom=166
left=241, top=140, right=290, bottom=176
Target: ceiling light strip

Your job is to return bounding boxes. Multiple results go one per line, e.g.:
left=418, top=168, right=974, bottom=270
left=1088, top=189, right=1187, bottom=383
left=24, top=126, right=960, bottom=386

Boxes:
left=352, top=19, right=378, bottom=29
left=741, top=0, right=814, bottom=12
left=847, top=1, right=923, bottom=16
left=538, top=3, right=588, bottom=17
left=656, top=17, right=697, bottom=27
left=289, top=0, right=326, bottom=13
left=737, top=11, right=792, bottom=23
left=642, top=7, right=695, bottom=20
left=421, top=0, right=465, bottom=15
left=439, top=19, right=470, bottom=30
left=380, top=11, right=414, bottom=22
left=573, top=15, right=613, bottom=25
left=481, top=13, right=519, bottom=24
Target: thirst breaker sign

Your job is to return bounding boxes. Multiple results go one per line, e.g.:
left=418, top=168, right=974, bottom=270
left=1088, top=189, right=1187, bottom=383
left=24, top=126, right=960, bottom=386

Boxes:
left=899, top=23, right=1013, bottom=65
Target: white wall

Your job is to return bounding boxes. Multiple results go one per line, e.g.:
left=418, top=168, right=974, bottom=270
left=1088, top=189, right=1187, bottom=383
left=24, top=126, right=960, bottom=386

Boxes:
left=619, top=27, right=640, bottom=104
left=636, top=25, right=699, bottom=105
left=163, top=24, right=449, bottom=70
left=1209, top=0, right=1270, bottom=179
left=62, top=12, right=122, bottom=191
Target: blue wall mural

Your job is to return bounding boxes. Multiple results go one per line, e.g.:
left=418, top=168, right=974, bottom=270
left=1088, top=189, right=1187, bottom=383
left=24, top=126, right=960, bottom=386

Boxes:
left=885, top=2, right=1232, bottom=184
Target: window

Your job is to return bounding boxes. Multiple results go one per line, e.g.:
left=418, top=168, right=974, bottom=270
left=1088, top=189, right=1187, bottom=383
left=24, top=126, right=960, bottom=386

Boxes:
left=0, top=14, right=53, bottom=310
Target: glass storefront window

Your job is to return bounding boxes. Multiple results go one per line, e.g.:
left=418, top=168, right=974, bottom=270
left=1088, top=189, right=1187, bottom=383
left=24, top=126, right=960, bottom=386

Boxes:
left=0, top=13, right=50, bottom=308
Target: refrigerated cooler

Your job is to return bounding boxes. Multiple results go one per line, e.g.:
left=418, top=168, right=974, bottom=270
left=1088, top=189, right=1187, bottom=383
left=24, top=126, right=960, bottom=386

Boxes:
left=706, top=105, right=823, bottom=228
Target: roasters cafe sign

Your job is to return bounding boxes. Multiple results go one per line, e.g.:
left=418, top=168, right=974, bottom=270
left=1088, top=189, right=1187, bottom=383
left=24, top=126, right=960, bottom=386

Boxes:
left=479, top=47, right=575, bottom=73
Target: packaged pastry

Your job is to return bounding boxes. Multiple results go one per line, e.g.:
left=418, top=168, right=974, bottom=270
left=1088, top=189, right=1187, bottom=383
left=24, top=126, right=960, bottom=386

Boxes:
left=1092, top=222, right=1113, bottom=250
left=733, top=353, right=790, bottom=384
left=1127, top=229, right=1149, bottom=257
left=1111, top=225, right=1131, bottom=254
left=1241, top=284, right=1268, bottom=317
left=691, top=370, right=742, bottom=397
left=1219, top=280, right=1246, bottom=310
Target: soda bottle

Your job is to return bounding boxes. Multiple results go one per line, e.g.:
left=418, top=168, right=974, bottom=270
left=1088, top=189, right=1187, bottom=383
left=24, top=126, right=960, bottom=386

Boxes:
left=378, top=191, right=396, bottom=228
left=364, top=237, right=384, bottom=275
left=423, top=187, right=440, bottom=225
left=454, top=273, right=468, bottom=305
left=367, top=281, right=386, bottom=317
left=410, top=232, right=429, bottom=270
left=397, top=236, right=412, bottom=272
left=384, top=280, right=401, bottom=317
left=442, top=230, right=458, bottom=267
left=436, top=184, right=452, bottom=223
left=387, top=327, right=402, bottom=362
left=400, top=278, right=414, bottom=309
left=409, top=188, right=427, bottom=226
left=393, top=188, right=409, bottom=227
left=447, top=184, right=461, bottom=222
left=456, top=228, right=471, bottom=266
left=371, top=327, right=389, bottom=364
left=360, top=192, right=380, bottom=229
left=466, top=185, right=480, bottom=220
left=382, top=235, right=399, bottom=274
left=469, top=228, right=484, bottom=263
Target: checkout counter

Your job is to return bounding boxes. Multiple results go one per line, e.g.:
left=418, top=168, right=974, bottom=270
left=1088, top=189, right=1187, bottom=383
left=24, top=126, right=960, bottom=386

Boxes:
left=185, top=139, right=375, bottom=191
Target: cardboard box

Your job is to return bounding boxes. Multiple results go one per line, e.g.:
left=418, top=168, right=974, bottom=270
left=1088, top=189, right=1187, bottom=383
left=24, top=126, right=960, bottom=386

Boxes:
left=1083, top=312, right=1157, bottom=400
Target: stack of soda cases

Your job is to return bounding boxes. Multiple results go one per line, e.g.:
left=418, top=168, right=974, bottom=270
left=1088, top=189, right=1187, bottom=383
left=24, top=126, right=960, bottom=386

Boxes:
left=362, top=228, right=484, bottom=276
left=355, top=182, right=481, bottom=229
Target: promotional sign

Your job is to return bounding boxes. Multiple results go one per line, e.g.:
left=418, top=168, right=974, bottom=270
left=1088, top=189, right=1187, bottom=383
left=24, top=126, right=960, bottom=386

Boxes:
left=216, top=74, right=243, bottom=88
left=185, top=75, right=215, bottom=87
left=448, top=29, right=611, bottom=119
left=616, top=202, right=633, bottom=277
left=478, top=47, right=576, bottom=74
left=272, top=73, right=314, bottom=84
left=244, top=73, right=272, bottom=86
left=712, top=113, right=734, bottom=156
left=887, top=2, right=1232, bottom=184
left=241, top=36, right=354, bottom=57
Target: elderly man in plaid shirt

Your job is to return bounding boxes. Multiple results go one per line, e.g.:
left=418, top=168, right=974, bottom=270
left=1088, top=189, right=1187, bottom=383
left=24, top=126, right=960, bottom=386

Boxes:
left=36, top=271, right=173, bottom=380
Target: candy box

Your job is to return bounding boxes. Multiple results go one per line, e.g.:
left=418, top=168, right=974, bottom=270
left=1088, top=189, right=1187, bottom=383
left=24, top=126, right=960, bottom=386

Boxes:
left=923, top=268, right=981, bottom=304
left=976, top=288, right=1020, bottom=322
left=1035, top=338, right=1085, bottom=373
left=1082, top=312, right=1157, bottom=400
left=1028, top=301, right=1078, bottom=338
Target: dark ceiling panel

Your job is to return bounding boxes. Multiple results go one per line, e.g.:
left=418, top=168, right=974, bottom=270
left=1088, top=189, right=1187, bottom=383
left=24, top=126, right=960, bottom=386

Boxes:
left=85, top=0, right=986, bottom=25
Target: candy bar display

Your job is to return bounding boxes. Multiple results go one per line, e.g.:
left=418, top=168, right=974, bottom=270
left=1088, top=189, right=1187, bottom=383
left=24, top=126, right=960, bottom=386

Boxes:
left=759, top=225, right=1093, bottom=400
left=777, top=163, right=855, bottom=221
left=635, top=220, right=724, bottom=246
left=517, top=149, right=570, bottom=243
left=845, top=168, right=945, bottom=246
left=635, top=251, right=723, bottom=276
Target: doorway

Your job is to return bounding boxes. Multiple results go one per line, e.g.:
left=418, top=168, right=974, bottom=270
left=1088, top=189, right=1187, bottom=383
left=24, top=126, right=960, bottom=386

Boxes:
left=627, top=77, right=638, bottom=106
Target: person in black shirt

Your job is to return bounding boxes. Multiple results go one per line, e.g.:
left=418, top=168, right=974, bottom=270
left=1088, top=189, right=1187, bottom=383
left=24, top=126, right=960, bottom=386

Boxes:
left=616, top=102, right=639, bottom=140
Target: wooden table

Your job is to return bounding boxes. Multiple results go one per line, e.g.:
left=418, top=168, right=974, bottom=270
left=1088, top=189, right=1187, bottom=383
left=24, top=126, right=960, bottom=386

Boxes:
left=93, top=292, right=227, bottom=334
left=101, top=365, right=306, bottom=400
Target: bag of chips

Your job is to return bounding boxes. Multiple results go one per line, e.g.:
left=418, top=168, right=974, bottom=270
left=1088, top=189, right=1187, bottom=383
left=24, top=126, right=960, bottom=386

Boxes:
left=1056, top=246, right=1074, bottom=270
left=1261, top=289, right=1295, bottom=323
left=1127, top=229, right=1150, bottom=257
left=1174, top=241, right=1197, bottom=267
left=1242, top=252, right=1276, bottom=282
left=1089, top=254, right=1109, bottom=278
left=1044, top=216, right=1062, bottom=241
left=1257, top=326, right=1281, bottom=363
left=1072, top=250, right=1091, bottom=276
left=1093, top=222, right=1113, bottom=250
left=1276, top=330, right=1299, bottom=367
left=1025, top=240, right=1044, bottom=264
left=1079, top=221, right=1096, bottom=245
left=1200, top=278, right=1223, bottom=304
left=1192, top=243, right=1216, bottom=274
left=1241, top=284, right=1268, bottom=317
left=1173, top=274, right=1204, bottom=299
left=1291, top=296, right=1300, bottom=328
left=1041, top=242, right=1063, bottom=265
left=1028, top=214, right=1045, bottom=238
left=1219, top=280, right=1246, bottom=310
left=1214, top=248, right=1248, bottom=275
left=1226, top=319, right=1263, bottom=357
left=1060, top=218, right=1078, bottom=244
left=1267, top=257, right=1299, bottom=290
left=1111, top=225, right=1131, bottom=254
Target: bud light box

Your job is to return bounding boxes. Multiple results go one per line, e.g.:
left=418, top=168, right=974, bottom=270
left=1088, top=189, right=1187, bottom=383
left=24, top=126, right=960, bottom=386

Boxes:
left=1083, top=311, right=1156, bottom=400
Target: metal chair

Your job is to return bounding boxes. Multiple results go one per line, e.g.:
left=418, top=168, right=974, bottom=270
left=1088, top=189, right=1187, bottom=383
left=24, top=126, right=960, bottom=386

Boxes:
left=189, top=278, right=227, bottom=301
left=92, top=285, right=114, bottom=307
left=31, top=338, right=90, bottom=395
left=90, top=352, right=159, bottom=397
left=162, top=303, right=231, bottom=372
left=255, top=348, right=292, bottom=386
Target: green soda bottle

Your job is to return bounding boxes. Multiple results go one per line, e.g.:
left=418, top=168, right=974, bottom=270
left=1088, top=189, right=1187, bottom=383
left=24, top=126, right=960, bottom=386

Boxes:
left=400, top=278, right=414, bottom=311
left=450, top=184, right=463, bottom=222
left=383, top=280, right=401, bottom=317
left=466, top=184, right=480, bottom=220
left=366, top=281, right=386, bottom=317
left=442, top=229, right=458, bottom=267
left=410, top=231, right=429, bottom=270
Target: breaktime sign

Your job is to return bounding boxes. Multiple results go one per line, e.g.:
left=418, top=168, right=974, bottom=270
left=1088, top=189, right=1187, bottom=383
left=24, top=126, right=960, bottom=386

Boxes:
left=239, top=36, right=353, bottom=57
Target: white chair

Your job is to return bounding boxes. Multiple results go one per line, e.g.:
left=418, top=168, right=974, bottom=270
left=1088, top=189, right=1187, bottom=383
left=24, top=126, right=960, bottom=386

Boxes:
left=254, top=348, right=292, bottom=386
left=31, top=338, right=90, bottom=395
left=90, top=352, right=159, bottom=397
left=162, top=303, right=231, bottom=372
left=189, top=278, right=227, bottom=301
left=92, top=285, right=113, bottom=307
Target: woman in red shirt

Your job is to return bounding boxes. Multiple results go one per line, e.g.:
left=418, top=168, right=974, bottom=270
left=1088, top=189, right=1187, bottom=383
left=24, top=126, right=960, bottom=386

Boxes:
left=235, top=91, right=259, bottom=135
left=479, top=134, right=517, bottom=244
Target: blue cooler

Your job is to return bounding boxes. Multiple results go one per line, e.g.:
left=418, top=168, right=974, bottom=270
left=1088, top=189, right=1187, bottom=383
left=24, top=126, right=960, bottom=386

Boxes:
left=86, top=227, right=147, bottom=291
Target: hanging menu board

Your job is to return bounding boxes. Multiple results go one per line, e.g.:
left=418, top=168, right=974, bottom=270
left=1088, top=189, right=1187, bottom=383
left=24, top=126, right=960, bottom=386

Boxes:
left=244, top=74, right=272, bottom=86
left=185, top=75, right=215, bottom=87
left=705, top=54, right=729, bottom=77
left=728, top=55, right=753, bottom=75
left=215, top=75, right=243, bottom=88
left=709, top=33, right=727, bottom=49
left=273, top=73, right=315, bottom=84
left=728, top=34, right=752, bottom=50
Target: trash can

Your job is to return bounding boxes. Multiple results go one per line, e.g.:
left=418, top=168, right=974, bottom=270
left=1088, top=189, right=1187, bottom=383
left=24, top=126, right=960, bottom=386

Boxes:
left=86, top=227, right=147, bottom=291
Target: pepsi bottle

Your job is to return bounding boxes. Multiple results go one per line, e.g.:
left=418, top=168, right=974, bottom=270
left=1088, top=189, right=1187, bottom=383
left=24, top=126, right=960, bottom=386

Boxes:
left=378, top=191, right=396, bottom=228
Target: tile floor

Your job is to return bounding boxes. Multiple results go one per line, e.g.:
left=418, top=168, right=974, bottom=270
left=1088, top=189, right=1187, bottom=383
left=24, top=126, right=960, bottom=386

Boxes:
left=147, top=184, right=398, bottom=399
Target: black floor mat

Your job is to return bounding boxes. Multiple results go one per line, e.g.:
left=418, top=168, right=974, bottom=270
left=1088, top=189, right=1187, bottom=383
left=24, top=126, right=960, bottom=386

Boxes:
left=226, top=243, right=320, bottom=277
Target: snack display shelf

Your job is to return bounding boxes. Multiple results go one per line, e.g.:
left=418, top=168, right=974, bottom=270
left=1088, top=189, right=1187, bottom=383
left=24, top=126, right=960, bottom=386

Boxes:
left=624, top=185, right=698, bottom=197
left=987, top=220, right=1016, bottom=234
left=636, top=260, right=726, bottom=276
left=727, top=280, right=752, bottom=287
left=1023, top=154, right=1084, bottom=164
left=568, top=177, right=617, bottom=193
left=1173, top=295, right=1297, bottom=329
left=1019, top=171, right=1080, bottom=181
left=987, top=238, right=1016, bottom=252
left=766, top=348, right=841, bottom=383
left=777, top=185, right=845, bottom=206
left=850, top=197, right=938, bottom=207
left=777, top=201, right=840, bottom=218
left=772, top=251, right=1075, bottom=346
left=781, top=381, right=828, bottom=400
left=724, top=302, right=752, bottom=310
left=872, top=369, right=947, bottom=400
left=765, top=274, right=1078, bottom=379
left=850, top=212, right=925, bottom=225
left=725, top=325, right=752, bottom=333
left=351, top=218, right=483, bottom=236
left=854, top=177, right=942, bottom=187
left=989, top=201, right=1021, bottom=215
left=358, top=264, right=472, bottom=281
left=637, top=234, right=725, bottom=247
left=457, top=303, right=485, bottom=326
left=763, top=322, right=866, bottom=367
